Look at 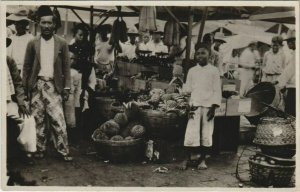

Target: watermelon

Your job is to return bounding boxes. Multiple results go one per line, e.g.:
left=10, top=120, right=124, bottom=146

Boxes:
left=166, top=100, right=177, bottom=109
left=99, top=120, right=120, bottom=137
left=113, top=113, right=128, bottom=127
left=121, top=121, right=140, bottom=137
left=161, top=94, right=173, bottom=101
left=110, top=135, right=124, bottom=141
left=130, top=125, right=146, bottom=138
left=92, top=128, right=109, bottom=140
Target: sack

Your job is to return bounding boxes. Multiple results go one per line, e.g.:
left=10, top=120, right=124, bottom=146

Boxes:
left=17, top=116, right=37, bottom=153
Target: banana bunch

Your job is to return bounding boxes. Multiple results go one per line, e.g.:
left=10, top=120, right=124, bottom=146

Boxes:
left=163, top=19, right=180, bottom=46
left=139, top=6, right=157, bottom=32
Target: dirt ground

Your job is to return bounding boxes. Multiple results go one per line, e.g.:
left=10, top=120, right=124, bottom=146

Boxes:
left=6, top=140, right=295, bottom=189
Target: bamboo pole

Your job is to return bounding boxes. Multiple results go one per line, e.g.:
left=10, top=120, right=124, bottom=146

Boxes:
left=63, top=8, right=68, bottom=38
left=186, top=7, right=194, bottom=61
left=196, top=7, right=208, bottom=45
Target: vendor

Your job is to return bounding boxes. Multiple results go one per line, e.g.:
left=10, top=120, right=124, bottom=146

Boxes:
left=94, top=24, right=114, bottom=78
left=149, top=31, right=168, bottom=55
left=261, top=36, right=286, bottom=82
left=119, top=27, right=139, bottom=60
left=274, top=30, right=296, bottom=117
left=238, top=41, right=261, bottom=96
left=137, top=32, right=153, bottom=55
left=210, top=32, right=227, bottom=76
left=180, top=43, right=221, bottom=170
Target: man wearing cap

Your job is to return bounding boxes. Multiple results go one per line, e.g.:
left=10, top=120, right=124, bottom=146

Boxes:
left=210, top=32, right=227, bottom=76
left=23, top=6, right=72, bottom=161
left=119, top=27, right=139, bottom=60
left=7, top=7, right=34, bottom=75
left=238, top=41, right=261, bottom=96
left=275, top=30, right=296, bottom=117
left=149, top=31, right=168, bottom=55
left=261, top=36, right=286, bottom=82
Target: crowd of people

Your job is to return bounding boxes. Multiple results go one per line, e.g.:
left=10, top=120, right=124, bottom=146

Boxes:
left=6, top=5, right=296, bottom=184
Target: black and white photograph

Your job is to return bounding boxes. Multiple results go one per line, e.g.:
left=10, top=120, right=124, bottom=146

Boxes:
left=1, top=1, right=298, bottom=190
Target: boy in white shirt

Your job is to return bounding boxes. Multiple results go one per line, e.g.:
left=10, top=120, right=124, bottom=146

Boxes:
left=180, top=43, right=221, bottom=170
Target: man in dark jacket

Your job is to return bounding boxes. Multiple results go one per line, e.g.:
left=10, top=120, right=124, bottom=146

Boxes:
left=23, top=6, right=72, bottom=161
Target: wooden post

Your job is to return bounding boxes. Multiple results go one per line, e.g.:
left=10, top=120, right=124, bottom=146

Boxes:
left=90, top=6, right=94, bottom=61
left=185, top=7, right=194, bottom=61
left=63, top=8, right=68, bottom=38
left=278, top=23, right=282, bottom=35
left=196, top=7, right=208, bottom=45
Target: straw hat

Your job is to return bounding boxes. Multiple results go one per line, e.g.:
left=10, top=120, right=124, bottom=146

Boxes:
left=6, top=7, right=30, bottom=21
left=214, top=32, right=226, bottom=43
left=284, top=29, right=295, bottom=41
left=127, top=27, right=139, bottom=36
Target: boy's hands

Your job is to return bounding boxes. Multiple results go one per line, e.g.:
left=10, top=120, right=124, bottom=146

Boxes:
left=207, top=105, right=218, bottom=121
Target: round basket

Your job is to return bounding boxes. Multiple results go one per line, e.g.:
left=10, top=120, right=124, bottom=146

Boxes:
left=140, top=109, right=187, bottom=140
left=260, top=145, right=296, bottom=158
left=253, top=117, right=295, bottom=146
left=92, top=137, right=145, bottom=163
left=248, top=158, right=295, bottom=187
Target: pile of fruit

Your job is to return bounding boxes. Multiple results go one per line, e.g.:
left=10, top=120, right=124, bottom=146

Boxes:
left=136, top=88, right=189, bottom=116
left=249, top=154, right=277, bottom=166
left=92, top=111, right=146, bottom=141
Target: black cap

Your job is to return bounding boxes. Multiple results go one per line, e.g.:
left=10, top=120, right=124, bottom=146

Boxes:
left=37, top=5, right=53, bottom=18
left=195, top=43, right=210, bottom=52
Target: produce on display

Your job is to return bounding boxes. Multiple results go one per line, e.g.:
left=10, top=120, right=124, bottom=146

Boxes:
left=163, top=19, right=180, bottom=46
left=113, top=113, right=129, bottom=127
left=110, top=135, right=124, bottom=141
left=98, top=119, right=120, bottom=138
left=109, top=16, right=128, bottom=52
left=130, top=125, right=146, bottom=138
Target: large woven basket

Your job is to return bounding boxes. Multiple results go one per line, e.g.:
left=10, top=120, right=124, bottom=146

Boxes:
left=140, top=109, right=187, bottom=140
left=92, top=137, right=145, bottom=163
left=260, top=145, right=296, bottom=158
left=248, top=158, right=295, bottom=187
left=253, top=117, right=295, bottom=146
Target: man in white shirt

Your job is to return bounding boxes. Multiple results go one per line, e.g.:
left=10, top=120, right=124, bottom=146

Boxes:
left=119, top=27, right=139, bottom=60
left=238, top=41, right=261, bottom=96
left=149, top=31, right=168, bottom=55
left=274, top=30, right=296, bottom=117
left=7, top=7, right=34, bottom=75
left=137, top=32, right=153, bottom=53
left=210, top=32, right=227, bottom=76
left=262, top=36, right=286, bottom=82
left=23, top=6, right=72, bottom=161
left=180, top=43, right=221, bottom=170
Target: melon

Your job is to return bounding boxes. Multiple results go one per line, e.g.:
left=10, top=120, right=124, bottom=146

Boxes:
left=161, top=94, right=173, bottom=101
left=113, top=113, right=128, bottom=127
left=166, top=100, right=177, bottom=109
left=110, top=135, right=124, bottom=141
left=121, top=121, right=140, bottom=137
left=130, top=125, right=146, bottom=138
left=99, top=120, right=120, bottom=137
left=150, top=94, right=161, bottom=103
left=92, top=128, right=109, bottom=140
left=150, top=89, right=165, bottom=97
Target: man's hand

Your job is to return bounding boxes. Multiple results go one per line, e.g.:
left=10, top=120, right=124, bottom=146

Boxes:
left=207, top=105, right=218, bottom=121
left=62, top=89, right=70, bottom=101
left=18, top=105, right=30, bottom=118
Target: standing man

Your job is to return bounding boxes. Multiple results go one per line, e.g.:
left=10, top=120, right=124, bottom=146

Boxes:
left=149, top=31, right=168, bottom=55
left=7, top=7, right=34, bottom=75
left=275, top=30, right=296, bottom=117
left=210, top=32, right=227, bottom=76
left=262, top=36, right=286, bottom=82
left=180, top=43, right=222, bottom=170
left=119, top=27, right=139, bottom=60
left=23, top=6, right=72, bottom=161
left=238, top=41, right=261, bottom=96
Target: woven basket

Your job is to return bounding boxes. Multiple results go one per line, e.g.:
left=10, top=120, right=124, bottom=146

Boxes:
left=260, top=145, right=296, bottom=158
left=92, top=137, right=145, bottom=163
left=140, top=109, right=187, bottom=140
left=248, top=158, right=295, bottom=187
left=253, top=117, right=295, bottom=146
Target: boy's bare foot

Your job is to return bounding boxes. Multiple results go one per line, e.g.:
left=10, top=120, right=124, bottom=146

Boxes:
left=179, top=160, right=188, bottom=170
left=197, top=160, right=208, bottom=170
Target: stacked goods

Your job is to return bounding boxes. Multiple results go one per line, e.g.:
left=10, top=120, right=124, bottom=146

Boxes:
left=139, top=6, right=157, bottom=32
left=249, top=117, right=295, bottom=187
left=163, top=19, right=180, bottom=46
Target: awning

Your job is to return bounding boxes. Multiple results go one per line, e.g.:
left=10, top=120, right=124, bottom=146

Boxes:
left=249, top=7, right=295, bottom=24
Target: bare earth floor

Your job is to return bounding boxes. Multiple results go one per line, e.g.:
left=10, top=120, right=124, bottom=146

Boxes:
left=9, top=141, right=295, bottom=188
